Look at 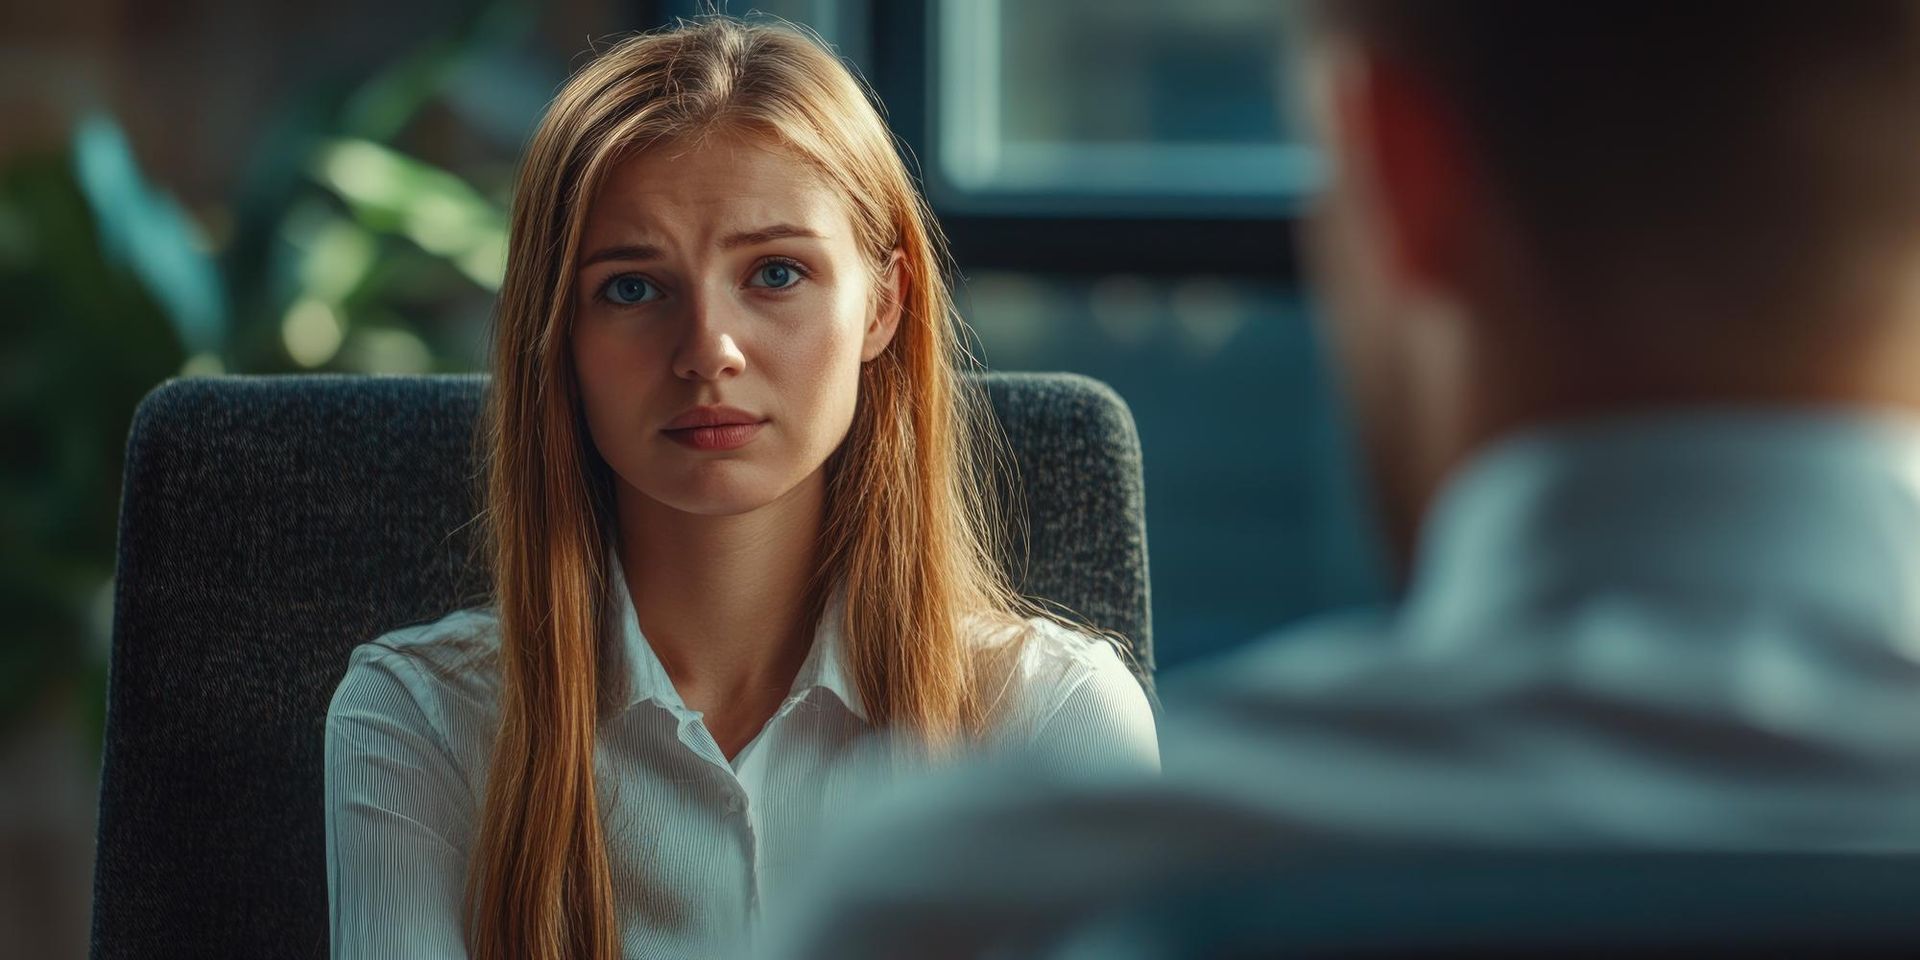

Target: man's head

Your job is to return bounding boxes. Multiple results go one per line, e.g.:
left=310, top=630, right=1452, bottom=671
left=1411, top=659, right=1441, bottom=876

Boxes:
left=1298, top=1, right=1920, bottom=569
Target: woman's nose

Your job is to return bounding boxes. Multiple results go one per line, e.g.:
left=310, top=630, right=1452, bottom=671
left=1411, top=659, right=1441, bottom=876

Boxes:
left=672, top=300, right=747, bottom=381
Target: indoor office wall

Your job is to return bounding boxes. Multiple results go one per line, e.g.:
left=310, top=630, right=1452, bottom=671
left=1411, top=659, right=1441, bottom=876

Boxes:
left=1, top=1, right=1385, bottom=956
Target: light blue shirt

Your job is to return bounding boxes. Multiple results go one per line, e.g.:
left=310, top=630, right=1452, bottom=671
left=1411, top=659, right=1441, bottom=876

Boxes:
left=770, top=412, right=1920, bottom=959
left=324, top=557, right=1157, bottom=959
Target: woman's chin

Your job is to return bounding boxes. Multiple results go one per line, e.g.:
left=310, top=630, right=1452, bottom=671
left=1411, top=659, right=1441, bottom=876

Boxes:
left=641, top=466, right=805, bottom=518
left=660, top=494, right=776, bottom=517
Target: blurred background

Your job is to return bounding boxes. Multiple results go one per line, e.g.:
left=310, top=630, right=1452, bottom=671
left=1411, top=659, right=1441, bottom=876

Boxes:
left=1, top=0, right=1386, bottom=953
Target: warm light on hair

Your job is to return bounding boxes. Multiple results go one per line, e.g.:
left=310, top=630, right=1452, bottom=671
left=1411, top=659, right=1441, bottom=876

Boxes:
left=466, top=16, right=1049, bottom=958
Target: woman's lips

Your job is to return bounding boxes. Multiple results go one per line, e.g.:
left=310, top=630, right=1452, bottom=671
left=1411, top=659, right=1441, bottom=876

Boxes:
left=660, top=408, right=764, bottom=449
left=661, top=404, right=767, bottom=451
left=662, top=421, right=765, bottom=451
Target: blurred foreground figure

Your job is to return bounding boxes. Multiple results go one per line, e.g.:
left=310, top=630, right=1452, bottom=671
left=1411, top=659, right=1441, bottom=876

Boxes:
left=769, top=2, right=1920, bottom=956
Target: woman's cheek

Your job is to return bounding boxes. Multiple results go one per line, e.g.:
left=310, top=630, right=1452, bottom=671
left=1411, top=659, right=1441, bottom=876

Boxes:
left=575, top=330, right=651, bottom=454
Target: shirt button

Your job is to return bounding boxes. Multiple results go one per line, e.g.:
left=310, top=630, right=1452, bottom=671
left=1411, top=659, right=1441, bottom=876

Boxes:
left=725, top=795, right=743, bottom=814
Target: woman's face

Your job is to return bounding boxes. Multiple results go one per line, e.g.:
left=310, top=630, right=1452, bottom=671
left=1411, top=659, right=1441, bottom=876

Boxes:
left=571, top=133, right=902, bottom=518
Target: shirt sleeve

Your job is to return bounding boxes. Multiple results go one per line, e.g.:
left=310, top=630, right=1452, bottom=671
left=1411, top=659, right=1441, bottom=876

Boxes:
left=1023, top=639, right=1161, bottom=774
left=325, top=650, right=476, bottom=959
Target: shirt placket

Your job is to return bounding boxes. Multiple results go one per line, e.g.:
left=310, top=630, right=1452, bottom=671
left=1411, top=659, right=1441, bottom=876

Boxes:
left=735, top=693, right=818, bottom=922
left=668, top=704, right=777, bottom=923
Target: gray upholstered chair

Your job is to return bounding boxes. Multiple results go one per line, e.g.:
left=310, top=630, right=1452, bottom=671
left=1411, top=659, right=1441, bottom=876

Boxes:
left=90, top=372, right=1151, bottom=960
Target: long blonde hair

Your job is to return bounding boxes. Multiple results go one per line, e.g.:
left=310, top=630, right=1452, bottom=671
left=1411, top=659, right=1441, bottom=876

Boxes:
left=469, top=16, right=1034, bottom=959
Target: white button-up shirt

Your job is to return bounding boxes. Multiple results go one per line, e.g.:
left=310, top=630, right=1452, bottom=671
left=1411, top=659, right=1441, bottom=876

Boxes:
left=770, top=412, right=1920, bottom=959
left=324, top=562, right=1158, bottom=959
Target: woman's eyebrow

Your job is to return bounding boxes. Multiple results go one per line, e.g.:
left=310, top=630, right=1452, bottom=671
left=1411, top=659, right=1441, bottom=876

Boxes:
left=577, top=225, right=826, bottom=268
left=580, top=243, right=663, bottom=268
left=720, top=224, right=826, bottom=249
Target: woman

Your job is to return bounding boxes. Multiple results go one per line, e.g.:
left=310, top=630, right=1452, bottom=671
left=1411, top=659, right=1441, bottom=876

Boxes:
left=323, top=16, right=1157, bottom=960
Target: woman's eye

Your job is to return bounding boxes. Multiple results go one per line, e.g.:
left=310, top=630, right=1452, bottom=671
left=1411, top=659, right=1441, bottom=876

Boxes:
left=601, top=275, right=658, bottom=305
left=750, top=260, right=803, bottom=290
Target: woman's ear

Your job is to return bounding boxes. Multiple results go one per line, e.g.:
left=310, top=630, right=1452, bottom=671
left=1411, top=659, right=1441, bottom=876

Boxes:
left=861, top=249, right=907, bottom=362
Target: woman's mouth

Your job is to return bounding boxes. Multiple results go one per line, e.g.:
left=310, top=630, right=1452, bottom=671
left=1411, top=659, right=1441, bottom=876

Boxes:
left=661, top=406, right=767, bottom=451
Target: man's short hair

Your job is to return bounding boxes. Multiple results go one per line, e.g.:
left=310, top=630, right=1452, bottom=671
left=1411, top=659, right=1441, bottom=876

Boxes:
left=1309, top=1, right=1920, bottom=321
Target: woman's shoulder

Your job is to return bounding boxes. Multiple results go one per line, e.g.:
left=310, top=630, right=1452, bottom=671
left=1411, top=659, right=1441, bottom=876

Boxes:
left=998, top=615, right=1142, bottom=688
left=977, top=615, right=1156, bottom=756
left=331, top=606, right=504, bottom=728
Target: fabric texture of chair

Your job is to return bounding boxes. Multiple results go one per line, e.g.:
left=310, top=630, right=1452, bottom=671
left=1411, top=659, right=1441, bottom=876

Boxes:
left=90, top=371, right=1151, bottom=960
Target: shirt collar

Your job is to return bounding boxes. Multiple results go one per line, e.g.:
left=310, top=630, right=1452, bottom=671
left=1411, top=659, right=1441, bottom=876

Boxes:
left=788, top=588, right=866, bottom=721
left=606, top=552, right=867, bottom=722
left=1404, top=408, right=1920, bottom=653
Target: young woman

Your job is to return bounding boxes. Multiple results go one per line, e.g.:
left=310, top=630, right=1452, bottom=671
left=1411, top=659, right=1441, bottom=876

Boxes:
left=323, top=16, right=1157, bottom=960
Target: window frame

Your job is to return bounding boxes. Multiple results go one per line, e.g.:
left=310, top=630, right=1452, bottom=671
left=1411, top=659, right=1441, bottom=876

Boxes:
left=651, top=0, right=1309, bottom=278
left=872, top=0, right=1306, bottom=278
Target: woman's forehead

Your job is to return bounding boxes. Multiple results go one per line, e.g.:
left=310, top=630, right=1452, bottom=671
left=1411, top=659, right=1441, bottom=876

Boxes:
left=582, top=133, right=854, bottom=246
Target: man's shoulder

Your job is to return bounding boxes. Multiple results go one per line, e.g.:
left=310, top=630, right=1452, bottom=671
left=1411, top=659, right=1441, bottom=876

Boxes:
left=773, top=613, right=1407, bottom=958
left=771, top=748, right=1264, bottom=959
left=826, top=608, right=1409, bottom=880
left=776, top=602, right=1920, bottom=958
left=1162, top=605, right=1409, bottom=712
left=771, top=611, right=1566, bottom=959
left=773, top=608, right=1528, bottom=956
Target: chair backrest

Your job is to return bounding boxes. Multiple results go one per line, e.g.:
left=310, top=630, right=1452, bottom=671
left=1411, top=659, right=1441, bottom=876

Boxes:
left=91, top=371, right=1151, bottom=960
left=1052, top=853, right=1920, bottom=959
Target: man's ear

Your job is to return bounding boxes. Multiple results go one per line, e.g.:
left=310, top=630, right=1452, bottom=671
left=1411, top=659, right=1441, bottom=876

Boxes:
left=1329, top=45, right=1477, bottom=298
left=861, top=249, right=907, bottom=362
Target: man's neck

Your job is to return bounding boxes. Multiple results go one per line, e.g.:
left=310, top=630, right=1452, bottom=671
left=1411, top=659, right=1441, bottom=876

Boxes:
left=1467, top=334, right=1920, bottom=461
left=1390, top=304, right=1920, bottom=580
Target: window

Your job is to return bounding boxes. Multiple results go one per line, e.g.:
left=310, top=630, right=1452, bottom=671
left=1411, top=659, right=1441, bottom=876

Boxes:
left=930, top=0, right=1318, bottom=215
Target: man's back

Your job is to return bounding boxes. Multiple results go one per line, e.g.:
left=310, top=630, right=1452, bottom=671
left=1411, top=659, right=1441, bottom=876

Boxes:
left=771, top=413, right=1920, bottom=957
left=769, top=4, right=1920, bottom=956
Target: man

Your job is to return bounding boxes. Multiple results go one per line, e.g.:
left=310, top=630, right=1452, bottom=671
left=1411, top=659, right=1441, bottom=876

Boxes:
left=769, top=3, right=1920, bottom=956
